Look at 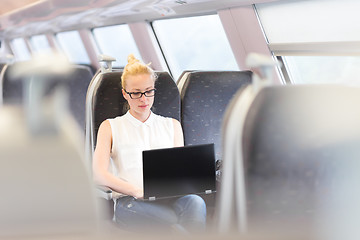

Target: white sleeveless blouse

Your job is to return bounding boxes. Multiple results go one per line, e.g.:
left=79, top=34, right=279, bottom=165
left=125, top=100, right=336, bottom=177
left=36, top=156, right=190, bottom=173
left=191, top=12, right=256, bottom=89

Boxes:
left=108, top=111, right=175, bottom=197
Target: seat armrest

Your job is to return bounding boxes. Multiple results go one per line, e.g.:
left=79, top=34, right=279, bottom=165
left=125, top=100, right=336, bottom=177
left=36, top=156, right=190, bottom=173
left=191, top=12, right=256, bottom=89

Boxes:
left=96, top=185, right=122, bottom=200
left=96, top=185, right=113, bottom=200
left=216, top=159, right=222, bottom=183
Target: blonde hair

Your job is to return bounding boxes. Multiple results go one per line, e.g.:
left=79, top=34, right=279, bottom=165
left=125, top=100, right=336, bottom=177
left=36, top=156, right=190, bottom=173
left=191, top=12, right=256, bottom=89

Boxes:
left=121, top=54, right=157, bottom=89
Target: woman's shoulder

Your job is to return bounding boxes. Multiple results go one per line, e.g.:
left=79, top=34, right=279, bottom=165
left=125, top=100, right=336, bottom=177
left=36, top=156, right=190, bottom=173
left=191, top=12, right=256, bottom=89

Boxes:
left=152, top=113, right=182, bottom=129
left=98, top=119, right=112, bottom=136
left=152, top=112, right=176, bottom=122
left=100, top=115, right=128, bottom=132
left=107, top=114, right=127, bottom=123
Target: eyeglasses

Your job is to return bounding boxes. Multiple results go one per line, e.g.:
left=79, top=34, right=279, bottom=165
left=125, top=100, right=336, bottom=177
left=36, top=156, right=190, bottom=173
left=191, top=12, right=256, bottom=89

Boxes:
left=124, top=88, right=156, bottom=99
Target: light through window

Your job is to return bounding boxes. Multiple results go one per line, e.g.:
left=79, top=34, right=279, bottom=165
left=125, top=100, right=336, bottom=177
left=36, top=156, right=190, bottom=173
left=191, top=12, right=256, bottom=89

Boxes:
left=92, top=24, right=141, bottom=68
left=56, top=31, right=90, bottom=64
left=153, top=14, right=239, bottom=80
left=283, top=56, right=360, bottom=86
left=30, top=35, right=52, bottom=54
left=11, top=38, right=31, bottom=61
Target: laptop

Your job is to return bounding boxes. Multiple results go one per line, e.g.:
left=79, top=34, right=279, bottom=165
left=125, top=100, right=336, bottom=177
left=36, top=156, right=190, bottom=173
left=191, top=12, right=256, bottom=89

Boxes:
left=142, top=143, right=216, bottom=201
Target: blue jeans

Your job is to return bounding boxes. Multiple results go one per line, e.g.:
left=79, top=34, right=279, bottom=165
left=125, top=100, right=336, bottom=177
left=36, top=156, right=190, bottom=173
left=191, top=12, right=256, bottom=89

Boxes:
left=114, top=194, right=207, bottom=233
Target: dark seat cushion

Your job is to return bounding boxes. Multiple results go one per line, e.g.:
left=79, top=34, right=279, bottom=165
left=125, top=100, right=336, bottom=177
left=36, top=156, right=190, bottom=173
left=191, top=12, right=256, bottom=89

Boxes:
left=180, top=70, right=252, bottom=161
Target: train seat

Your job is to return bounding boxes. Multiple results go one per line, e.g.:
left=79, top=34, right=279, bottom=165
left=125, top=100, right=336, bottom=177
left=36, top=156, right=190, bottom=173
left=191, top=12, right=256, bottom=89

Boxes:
left=178, top=70, right=252, bottom=220
left=85, top=70, right=181, bottom=219
left=0, top=63, right=93, bottom=135
left=1, top=63, right=26, bottom=106
left=65, top=65, right=94, bottom=133
left=0, top=63, right=8, bottom=105
left=0, top=80, right=98, bottom=238
left=218, top=83, right=360, bottom=237
left=179, top=70, right=252, bottom=163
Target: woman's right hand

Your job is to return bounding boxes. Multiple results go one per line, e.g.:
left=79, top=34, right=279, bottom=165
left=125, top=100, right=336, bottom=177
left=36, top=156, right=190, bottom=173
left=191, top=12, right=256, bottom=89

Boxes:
left=132, top=188, right=144, bottom=199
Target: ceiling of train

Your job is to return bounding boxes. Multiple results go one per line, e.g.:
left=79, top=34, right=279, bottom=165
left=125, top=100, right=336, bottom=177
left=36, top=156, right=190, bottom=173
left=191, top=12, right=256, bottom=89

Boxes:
left=0, top=0, right=282, bottom=39
left=0, top=0, right=38, bottom=15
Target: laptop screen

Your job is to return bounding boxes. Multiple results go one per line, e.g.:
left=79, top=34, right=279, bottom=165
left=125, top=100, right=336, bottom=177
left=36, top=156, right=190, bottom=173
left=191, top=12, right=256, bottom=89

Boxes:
left=142, top=143, right=216, bottom=200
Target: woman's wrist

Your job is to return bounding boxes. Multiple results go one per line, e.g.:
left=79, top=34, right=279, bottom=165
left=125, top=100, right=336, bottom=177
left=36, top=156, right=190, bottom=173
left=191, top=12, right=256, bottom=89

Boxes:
left=131, top=188, right=143, bottom=199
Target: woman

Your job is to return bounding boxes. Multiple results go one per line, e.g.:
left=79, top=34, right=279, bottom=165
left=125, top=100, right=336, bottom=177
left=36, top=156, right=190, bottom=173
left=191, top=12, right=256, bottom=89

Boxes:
left=92, top=54, right=206, bottom=233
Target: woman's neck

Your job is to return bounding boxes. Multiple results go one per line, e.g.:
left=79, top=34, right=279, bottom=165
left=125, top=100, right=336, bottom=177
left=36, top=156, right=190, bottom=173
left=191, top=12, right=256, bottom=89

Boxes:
left=129, top=109, right=151, bottom=123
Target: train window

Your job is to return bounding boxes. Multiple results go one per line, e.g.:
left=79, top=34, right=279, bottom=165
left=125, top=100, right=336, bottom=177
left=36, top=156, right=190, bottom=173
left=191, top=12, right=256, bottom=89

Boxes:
left=152, top=14, right=239, bottom=79
left=92, top=24, right=141, bottom=68
left=255, top=0, right=360, bottom=86
left=256, top=0, right=360, bottom=43
left=10, top=38, right=31, bottom=61
left=30, top=35, right=52, bottom=54
left=283, top=56, right=360, bottom=86
left=56, top=31, right=90, bottom=64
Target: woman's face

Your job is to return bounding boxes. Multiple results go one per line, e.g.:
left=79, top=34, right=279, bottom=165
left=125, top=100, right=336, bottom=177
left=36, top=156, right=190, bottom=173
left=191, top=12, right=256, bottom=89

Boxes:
left=122, top=73, right=155, bottom=120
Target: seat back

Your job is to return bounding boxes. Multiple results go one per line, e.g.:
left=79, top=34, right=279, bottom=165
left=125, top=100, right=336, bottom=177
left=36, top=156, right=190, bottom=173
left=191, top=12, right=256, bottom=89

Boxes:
left=66, top=65, right=94, bottom=132
left=180, top=71, right=252, bottom=161
left=1, top=63, right=93, bottom=134
left=219, top=84, right=360, bottom=236
left=43, top=65, right=94, bottom=132
left=0, top=63, right=8, bottom=105
left=0, top=99, right=97, bottom=238
left=1, top=63, right=26, bottom=105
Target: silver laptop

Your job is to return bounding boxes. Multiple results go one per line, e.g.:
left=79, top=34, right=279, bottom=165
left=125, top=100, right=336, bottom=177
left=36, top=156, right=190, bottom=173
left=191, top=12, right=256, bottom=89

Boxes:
left=142, top=143, right=216, bottom=201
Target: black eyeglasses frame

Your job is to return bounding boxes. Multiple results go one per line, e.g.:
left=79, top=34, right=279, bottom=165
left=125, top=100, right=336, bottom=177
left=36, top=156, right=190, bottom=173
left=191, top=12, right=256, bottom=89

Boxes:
left=124, top=88, right=156, bottom=99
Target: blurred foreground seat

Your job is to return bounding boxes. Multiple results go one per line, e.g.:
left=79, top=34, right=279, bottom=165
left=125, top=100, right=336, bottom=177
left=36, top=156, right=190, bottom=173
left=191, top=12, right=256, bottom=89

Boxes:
left=0, top=55, right=100, bottom=239
left=218, top=84, right=360, bottom=239
left=0, top=105, right=99, bottom=238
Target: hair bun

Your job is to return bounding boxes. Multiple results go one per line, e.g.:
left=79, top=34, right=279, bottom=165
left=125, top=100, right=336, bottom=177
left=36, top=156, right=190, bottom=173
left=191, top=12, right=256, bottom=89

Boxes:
left=127, top=54, right=140, bottom=65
